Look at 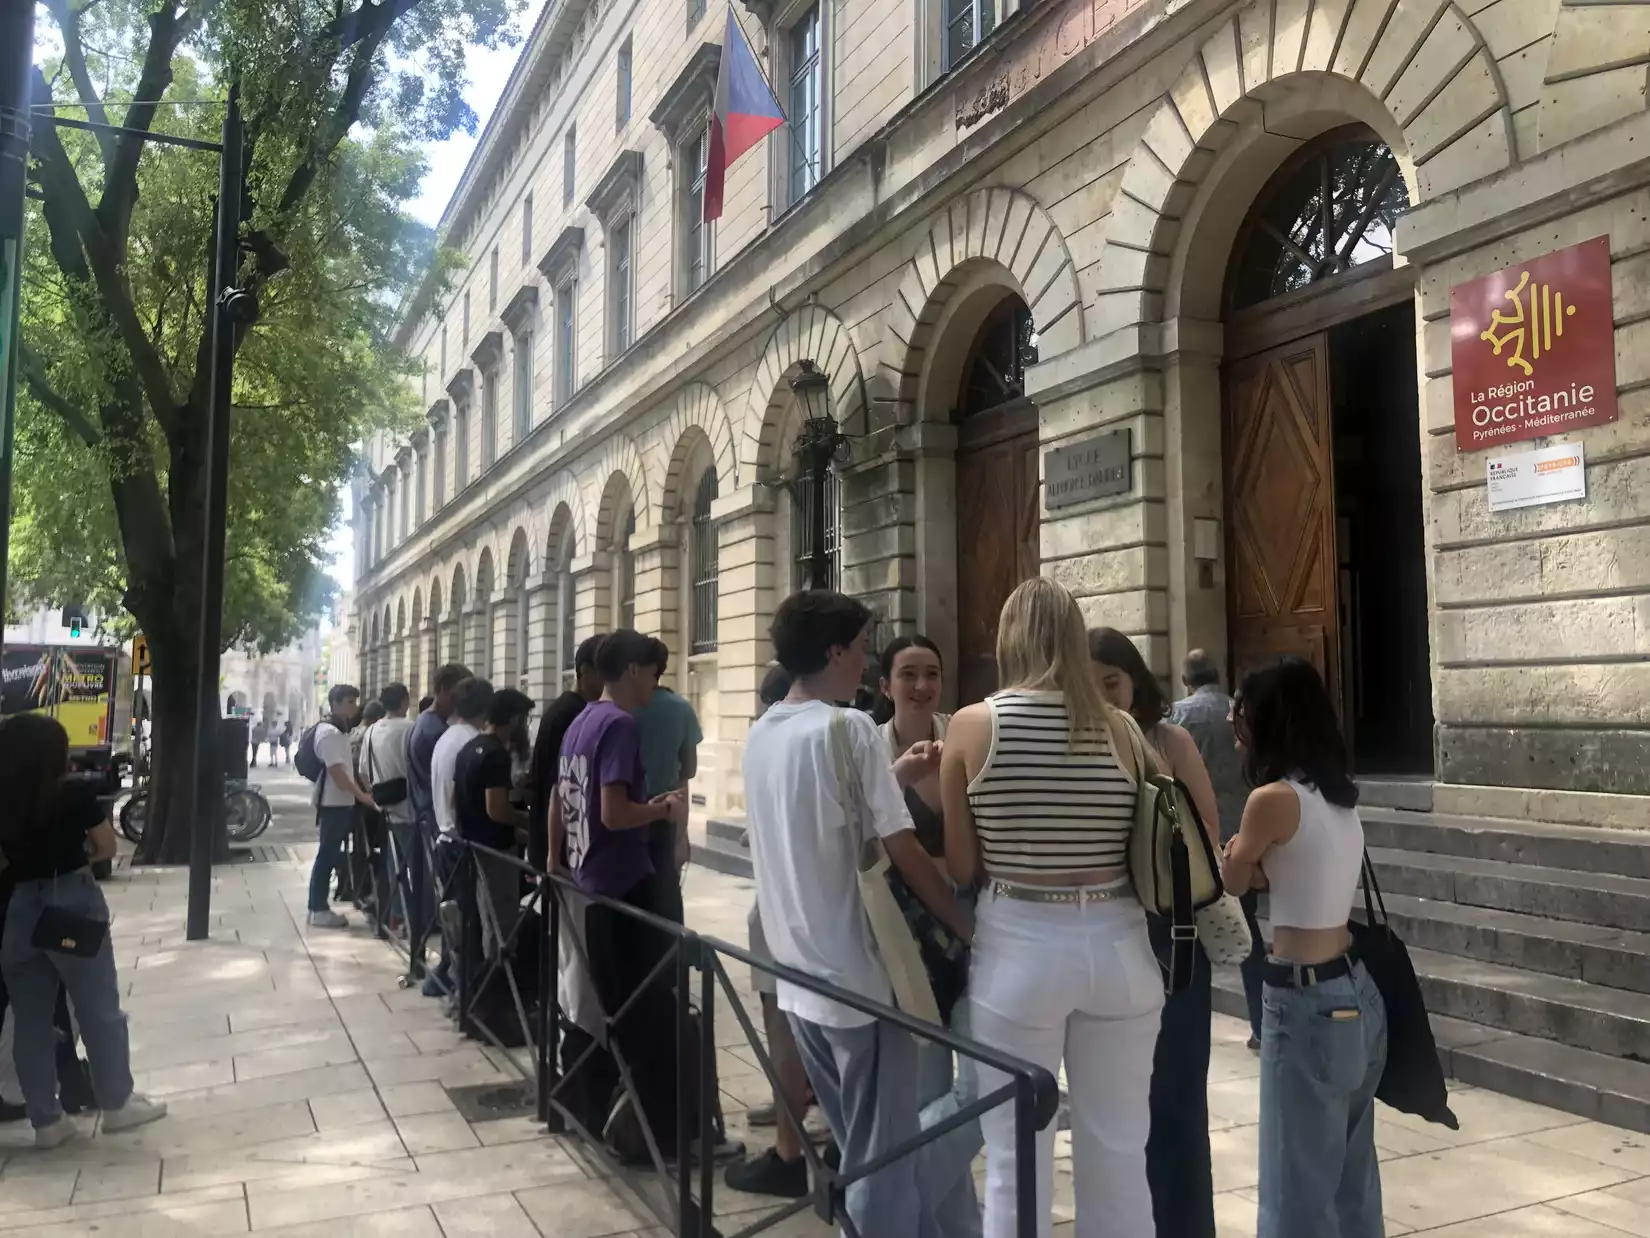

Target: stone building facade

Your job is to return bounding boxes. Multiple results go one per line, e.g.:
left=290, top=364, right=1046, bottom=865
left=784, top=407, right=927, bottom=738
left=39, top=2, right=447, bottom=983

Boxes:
left=353, top=0, right=1650, bottom=823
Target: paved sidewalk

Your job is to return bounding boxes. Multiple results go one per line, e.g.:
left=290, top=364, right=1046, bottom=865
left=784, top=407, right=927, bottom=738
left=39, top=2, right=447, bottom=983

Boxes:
left=0, top=766, right=1645, bottom=1236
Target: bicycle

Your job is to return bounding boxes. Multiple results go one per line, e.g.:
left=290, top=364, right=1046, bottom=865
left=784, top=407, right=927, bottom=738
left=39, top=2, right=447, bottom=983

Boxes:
left=119, top=780, right=272, bottom=844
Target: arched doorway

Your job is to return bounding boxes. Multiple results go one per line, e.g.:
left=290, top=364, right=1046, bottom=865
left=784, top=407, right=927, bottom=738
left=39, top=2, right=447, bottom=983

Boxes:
left=954, top=292, right=1040, bottom=705
left=1221, top=126, right=1432, bottom=773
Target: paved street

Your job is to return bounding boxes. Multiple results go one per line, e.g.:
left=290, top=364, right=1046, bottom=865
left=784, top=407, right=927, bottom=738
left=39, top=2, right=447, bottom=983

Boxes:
left=0, top=765, right=1645, bottom=1236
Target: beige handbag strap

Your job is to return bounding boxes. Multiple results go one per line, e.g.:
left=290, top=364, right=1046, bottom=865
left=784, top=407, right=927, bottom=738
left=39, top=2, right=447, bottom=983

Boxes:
left=1108, top=707, right=1159, bottom=785
left=829, top=710, right=878, bottom=872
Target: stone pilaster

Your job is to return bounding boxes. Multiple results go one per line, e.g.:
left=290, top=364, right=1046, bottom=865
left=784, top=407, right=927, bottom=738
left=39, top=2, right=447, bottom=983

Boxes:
left=629, top=522, right=680, bottom=659
left=493, top=595, right=522, bottom=688
left=525, top=581, right=556, bottom=704
left=708, top=485, right=775, bottom=813
left=572, top=551, right=613, bottom=647
left=465, top=602, right=491, bottom=680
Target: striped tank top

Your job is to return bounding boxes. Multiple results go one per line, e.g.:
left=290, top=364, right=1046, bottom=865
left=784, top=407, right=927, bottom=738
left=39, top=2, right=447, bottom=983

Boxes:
left=967, top=689, right=1137, bottom=876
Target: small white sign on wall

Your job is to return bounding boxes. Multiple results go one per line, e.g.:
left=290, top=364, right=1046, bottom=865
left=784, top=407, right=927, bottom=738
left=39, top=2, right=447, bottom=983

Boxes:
left=1486, top=441, right=1587, bottom=513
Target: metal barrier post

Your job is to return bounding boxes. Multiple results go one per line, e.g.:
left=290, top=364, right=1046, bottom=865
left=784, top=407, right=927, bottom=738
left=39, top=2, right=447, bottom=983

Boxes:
left=539, top=880, right=561, bottom=1130
left=1014, top=1077, right=1037, bottom=1238
left=456, top=852, right=480, bottom=1037
left=406, top=833, right=428, bottom=982
left=675, top=937, right=693, bottom=1232
left=698, top=950, right=715, bottom=1236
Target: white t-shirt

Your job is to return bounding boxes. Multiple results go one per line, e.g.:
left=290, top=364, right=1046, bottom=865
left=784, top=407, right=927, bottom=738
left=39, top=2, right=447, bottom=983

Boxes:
left=741, top=700, right=913, bottom=1029
left=362, top=717, right=415, bottom=824
left=431, top=720, right=480, bottom=840
left=312, top=721, right=356, bottom=809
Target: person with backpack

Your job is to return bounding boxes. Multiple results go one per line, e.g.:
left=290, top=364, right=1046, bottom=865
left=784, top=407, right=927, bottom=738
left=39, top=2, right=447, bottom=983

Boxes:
left=301, top=684, right=377, bottom=929
left=279, top=720, right=293, bottom=767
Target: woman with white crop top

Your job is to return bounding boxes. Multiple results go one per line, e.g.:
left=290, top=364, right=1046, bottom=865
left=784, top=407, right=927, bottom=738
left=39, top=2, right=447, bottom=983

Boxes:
left=1221, top=656, right=1386, bottom=1238
left=941, top=578, right=1162, bottom=1238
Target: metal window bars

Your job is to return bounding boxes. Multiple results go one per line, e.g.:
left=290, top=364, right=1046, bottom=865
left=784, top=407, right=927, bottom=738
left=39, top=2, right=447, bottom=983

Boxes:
left=351, top=822, right=1059, bottom=1238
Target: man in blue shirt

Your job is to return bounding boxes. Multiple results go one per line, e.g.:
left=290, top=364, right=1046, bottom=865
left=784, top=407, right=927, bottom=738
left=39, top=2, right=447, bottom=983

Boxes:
left=406, top=663, right=470, bottom=994
left=630, top=637, right=702, bottom=925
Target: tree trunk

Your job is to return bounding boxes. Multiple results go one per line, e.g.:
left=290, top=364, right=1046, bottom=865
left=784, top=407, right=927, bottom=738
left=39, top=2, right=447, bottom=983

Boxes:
left=137, top=631, right=198, bottom=865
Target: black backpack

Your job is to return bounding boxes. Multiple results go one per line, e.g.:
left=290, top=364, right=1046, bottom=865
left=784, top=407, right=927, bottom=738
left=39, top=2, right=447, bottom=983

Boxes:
left=294, top=723, right=326, bottom=782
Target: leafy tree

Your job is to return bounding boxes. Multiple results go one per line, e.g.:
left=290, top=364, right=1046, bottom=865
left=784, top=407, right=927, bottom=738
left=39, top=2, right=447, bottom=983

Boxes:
left=16, top=0, right=510, bottom=862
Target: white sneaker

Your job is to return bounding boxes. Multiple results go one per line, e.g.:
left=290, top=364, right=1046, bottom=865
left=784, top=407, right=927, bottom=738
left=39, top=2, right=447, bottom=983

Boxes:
left=35, top=1116, right=88, bottom=1148
left=102, top=1093, right=167, bottom=1133
left=307, top=909, right=348, bottom=929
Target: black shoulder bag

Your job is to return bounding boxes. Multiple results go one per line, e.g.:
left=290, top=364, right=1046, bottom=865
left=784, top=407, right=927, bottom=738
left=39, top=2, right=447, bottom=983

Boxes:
left=1347, top=854, right=1459, bottom=1129
left=368, top=729, right=408, bottom=808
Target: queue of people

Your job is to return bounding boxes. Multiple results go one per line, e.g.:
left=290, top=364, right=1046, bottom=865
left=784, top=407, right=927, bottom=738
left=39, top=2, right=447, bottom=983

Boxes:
left=739, top=579, right=1387, bottom=1238
left=299, top=576, right=1383, bottom=1238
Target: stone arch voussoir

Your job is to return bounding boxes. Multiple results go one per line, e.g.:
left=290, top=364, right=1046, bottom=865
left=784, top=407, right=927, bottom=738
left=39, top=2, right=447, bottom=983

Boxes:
left=1091, top=0, right=1514, bottom=332
left=882, top=185, right=1084, bottom=419
left=743, top=304, right=868, bottom=482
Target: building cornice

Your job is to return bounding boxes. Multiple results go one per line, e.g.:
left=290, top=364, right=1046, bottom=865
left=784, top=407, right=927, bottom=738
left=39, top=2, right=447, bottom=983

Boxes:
left=427, top=397, right=451, bottom=429
left=585, top=149, right=644, bottom=227
left=537, top=224, right=585, bottom=286
left=502, top=283, right=540, bottom=332
left=649, top=44, right=720, bottom=146
left=470, top=328, right=506, bottom=371
left=445, top=368, right=475, bottom=403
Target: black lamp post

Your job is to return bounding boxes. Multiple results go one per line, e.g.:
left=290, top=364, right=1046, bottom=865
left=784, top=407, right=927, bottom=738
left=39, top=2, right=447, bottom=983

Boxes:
left=789, top=360, right=849, bottom=591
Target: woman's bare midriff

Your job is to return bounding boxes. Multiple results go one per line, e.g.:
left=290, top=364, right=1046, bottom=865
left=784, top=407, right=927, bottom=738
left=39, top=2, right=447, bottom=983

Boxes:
left=985, top=866, right=1129, bottom=889
left=1271, top=924, right=1354, bottom=966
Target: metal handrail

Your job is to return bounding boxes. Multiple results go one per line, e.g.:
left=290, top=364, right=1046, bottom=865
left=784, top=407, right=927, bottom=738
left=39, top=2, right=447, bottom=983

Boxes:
left=363, top=825, right=1059, bottom=1238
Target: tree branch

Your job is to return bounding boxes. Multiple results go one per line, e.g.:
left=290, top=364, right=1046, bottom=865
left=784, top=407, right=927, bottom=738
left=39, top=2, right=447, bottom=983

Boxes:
left=19, top=344, right=102, bottom=446
left=30, top=69, right=184, bottom=440
left=276, top=14, right=395, bottom=217
left=44, top=0, right=115, bottom=165
left=95, top=2, right=190, bottom=248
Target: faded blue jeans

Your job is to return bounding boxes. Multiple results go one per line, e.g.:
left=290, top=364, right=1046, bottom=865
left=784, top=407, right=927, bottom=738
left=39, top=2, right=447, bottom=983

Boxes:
left=1258, top=958, right=1388, bottom=1238
left=309, top=806, right=357, bottom=912
left=916, top=999, right=984, bottom=1238
left=2, top=871, right=134, bottom=1128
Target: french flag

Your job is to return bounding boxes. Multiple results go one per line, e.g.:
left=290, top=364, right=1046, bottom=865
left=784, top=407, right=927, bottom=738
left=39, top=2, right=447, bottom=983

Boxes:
left=705, top=6, right=785, bottom=222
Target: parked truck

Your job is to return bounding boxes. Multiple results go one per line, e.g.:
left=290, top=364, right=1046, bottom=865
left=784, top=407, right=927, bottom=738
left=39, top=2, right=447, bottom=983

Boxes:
left=1, top=644, right=134, bottom=877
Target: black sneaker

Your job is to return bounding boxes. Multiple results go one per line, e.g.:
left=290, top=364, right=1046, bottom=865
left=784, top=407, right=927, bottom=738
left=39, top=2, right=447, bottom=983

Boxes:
left=725, top=1147, right=808, bottom=1199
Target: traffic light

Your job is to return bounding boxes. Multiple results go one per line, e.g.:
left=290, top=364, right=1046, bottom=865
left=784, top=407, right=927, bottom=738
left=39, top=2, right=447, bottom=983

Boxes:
left=61, top=603, right=86, bottom=638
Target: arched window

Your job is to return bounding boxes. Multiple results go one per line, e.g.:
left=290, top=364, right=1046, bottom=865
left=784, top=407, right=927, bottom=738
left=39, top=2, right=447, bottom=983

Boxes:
left=617, top=509, right=637, bottom=630
left=791, top=470, right=840, bottom=591
left=1227, top=128, right=1409, bottom=313
left=558, top=534, right=578, bottom=685
left=959, top=296, right=1037, bottom=419
left=691, top=468, right=719, bottom=653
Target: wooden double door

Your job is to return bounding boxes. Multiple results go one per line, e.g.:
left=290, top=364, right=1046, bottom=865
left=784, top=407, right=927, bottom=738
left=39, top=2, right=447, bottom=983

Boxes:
left=1223, top=333, right=1341, bottom=703
left=955, top=401, right=1040, bottom=706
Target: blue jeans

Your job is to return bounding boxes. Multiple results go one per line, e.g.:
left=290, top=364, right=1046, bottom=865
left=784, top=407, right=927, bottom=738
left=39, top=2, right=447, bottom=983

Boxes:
left=1259, top=959, right=1387, bottom=1238
left=792, top=1016, right=963, bottom=1238
left=1, top=871, right=134, bottom=1128
left=309, top=806, right=357, bottom=912
left=916, top=999, right=984, bottom=1238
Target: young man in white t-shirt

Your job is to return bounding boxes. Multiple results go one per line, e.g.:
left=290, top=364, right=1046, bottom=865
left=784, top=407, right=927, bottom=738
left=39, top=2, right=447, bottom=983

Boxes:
left=742, top=591, right=971, bottom=1238
left=309, top=684, right=378, bottom=928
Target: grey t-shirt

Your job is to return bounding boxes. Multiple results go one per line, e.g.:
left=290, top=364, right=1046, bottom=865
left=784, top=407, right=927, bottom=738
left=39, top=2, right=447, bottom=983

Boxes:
left=1170, top=685, right=1248, bottom=842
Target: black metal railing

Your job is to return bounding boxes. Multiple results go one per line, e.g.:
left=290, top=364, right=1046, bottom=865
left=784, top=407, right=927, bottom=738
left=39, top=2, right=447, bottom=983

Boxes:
left=357, top=825, right=1060, bottom=1238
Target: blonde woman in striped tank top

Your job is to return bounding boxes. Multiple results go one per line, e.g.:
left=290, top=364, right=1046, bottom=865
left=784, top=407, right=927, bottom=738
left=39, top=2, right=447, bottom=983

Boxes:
left=940, top=578, right=1163, bottom=1238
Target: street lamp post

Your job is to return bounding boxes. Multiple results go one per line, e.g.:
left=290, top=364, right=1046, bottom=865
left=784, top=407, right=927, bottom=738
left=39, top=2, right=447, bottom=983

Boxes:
left=788, top=361, right=845, bottom=592
left=0, top=3, right=37, bottom=656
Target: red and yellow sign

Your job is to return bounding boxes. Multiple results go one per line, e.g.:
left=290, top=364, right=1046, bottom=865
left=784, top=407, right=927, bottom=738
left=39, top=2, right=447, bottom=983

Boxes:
left=1451, top=235, right=1618, bottom=452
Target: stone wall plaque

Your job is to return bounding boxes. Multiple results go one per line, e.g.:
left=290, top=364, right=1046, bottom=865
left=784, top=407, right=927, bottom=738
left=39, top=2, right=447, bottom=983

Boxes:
left=1044, top=428, right=1131, bottom=510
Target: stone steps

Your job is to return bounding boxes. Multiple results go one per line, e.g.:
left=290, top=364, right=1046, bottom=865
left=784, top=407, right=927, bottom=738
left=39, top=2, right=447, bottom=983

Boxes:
left=693, top=817, right=753, bottom=879
left=1361, top=892, right=1650, bottom=996
left=1368, top=846, right=1650, bottom=932
left=1361, top=805, right=1650, bottom=879
left=1212, top=970, right=1650, bottom=1134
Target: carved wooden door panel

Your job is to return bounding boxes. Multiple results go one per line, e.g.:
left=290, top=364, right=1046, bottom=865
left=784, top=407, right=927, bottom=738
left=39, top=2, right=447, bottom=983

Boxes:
left=1224, top=334, right=1340, bottom=704
left=957, top=412, right=1041, bottom=707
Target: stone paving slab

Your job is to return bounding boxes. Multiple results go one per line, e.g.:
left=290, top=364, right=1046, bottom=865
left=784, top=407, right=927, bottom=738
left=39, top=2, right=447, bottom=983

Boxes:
left=0, top=767, right=1638, bottom=1237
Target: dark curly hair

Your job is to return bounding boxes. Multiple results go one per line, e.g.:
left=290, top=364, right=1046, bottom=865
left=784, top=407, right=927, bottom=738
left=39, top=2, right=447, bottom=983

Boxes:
left=1235, top=656, right=1358, bottom=809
